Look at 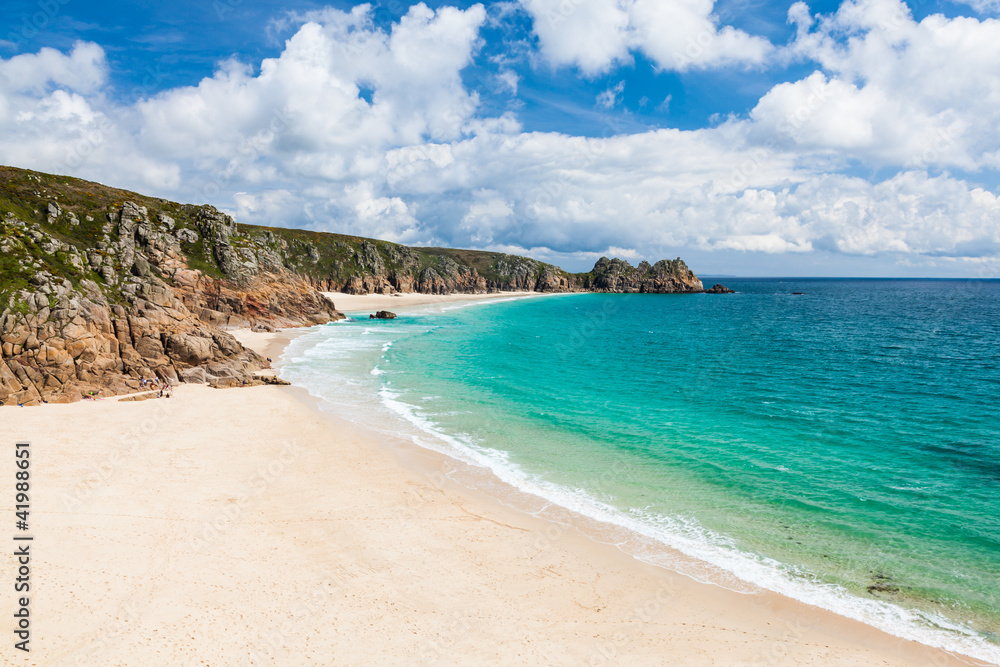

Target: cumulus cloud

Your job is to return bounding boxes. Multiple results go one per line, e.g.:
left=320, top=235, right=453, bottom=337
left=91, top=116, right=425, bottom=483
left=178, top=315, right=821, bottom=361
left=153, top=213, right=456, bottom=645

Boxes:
left=368, top=126, right=999, bottom=263
left=0, top=41, right=106, bottom=95
left=0, top=2, right=998, bottom=276
left=138, top=3, right=486, bottom=163
left=521, top=0, right=633, bottom=74
left=520, top=0, right=773, bottom=74
left=629, top=0, right=774, bottom=71
left=747, top=0, right=1000, bottom=170
left=0, top=40, right=182, bottom=191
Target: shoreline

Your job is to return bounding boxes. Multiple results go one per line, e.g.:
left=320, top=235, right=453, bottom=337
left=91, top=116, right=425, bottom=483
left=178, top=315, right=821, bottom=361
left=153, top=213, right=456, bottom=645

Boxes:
left=246, top=319, right=988, bottom=665
left=0, top=316, right=989, bottom=665
left=321, top=290, right=571, bottom=314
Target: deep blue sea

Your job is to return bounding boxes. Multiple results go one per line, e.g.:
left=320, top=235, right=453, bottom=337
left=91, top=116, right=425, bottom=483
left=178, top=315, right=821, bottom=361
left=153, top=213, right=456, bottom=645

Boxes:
left=282, top=279, right=1000, bottom=662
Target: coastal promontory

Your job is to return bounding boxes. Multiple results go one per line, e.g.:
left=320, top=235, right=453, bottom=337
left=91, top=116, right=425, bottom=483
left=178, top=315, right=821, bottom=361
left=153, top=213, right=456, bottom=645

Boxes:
left=1, top=166, right=708, bottom=405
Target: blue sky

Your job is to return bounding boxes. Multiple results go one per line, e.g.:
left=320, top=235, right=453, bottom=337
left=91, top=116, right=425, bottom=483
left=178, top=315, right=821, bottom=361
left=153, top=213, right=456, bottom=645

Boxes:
left=2, top=0, right=999, bottom=275
left=4, top=0, right=843, bottom=131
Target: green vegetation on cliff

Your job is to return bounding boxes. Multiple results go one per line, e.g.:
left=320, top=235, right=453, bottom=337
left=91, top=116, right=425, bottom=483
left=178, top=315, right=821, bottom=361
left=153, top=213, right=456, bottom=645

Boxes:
left=0, top=165, right=580, bottom=306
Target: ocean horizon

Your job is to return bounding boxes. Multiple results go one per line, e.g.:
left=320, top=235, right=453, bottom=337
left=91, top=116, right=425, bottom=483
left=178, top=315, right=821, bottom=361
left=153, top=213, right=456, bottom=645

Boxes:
left=282, top=278, right=1000, bottom=663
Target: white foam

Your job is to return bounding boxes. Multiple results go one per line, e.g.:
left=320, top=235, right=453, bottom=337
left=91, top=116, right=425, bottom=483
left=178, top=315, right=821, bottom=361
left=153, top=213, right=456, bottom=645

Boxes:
left=281, top=314, right=1000, bottom=665
left=374, top=386, right=1000, bottom=665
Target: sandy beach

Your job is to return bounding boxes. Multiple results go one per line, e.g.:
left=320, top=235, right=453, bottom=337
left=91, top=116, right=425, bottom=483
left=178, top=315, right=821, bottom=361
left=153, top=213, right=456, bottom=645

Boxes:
left=0, top=323, right=985, bottom=666
left=321, top=290, right=547, bottom=314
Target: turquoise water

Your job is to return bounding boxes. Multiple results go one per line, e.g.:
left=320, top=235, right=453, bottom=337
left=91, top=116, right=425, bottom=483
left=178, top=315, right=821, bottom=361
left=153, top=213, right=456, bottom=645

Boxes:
left=282, top=279, right=1000, bottom=662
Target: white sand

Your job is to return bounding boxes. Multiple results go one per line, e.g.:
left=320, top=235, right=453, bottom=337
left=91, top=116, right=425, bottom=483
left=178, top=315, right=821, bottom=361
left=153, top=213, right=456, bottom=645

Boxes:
left=228, top=328, right=305, bottom=374
left=0, top=332, right=983, bottom=666
left=322, top=291, right=548, bottom=314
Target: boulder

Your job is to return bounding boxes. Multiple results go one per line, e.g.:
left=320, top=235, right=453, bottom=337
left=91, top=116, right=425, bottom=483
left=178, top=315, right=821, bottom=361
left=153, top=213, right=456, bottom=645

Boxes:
left=369, top=311, right=397, bottom=320
left=177, top=367, right=208, bottom=384
left=46, top=201, right=61, bottom=223
left=705, top=283, right=735, bottom=294
left=164, top=333, right=214, bottom=365
left=131, top=257, right=152, bottom=278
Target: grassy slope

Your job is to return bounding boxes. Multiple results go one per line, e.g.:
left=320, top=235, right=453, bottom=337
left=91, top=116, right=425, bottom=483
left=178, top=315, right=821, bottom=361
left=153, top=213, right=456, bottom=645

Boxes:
left=0, top=166, right=573, bottom=304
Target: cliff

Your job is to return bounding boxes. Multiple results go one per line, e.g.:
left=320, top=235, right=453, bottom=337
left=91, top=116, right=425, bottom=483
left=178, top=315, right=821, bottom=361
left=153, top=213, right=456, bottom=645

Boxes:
left=0, top=168, right=348, bottom=405
left=0, top=166, right=706, bottom=405
left=581, top=257, right=703, bottom=293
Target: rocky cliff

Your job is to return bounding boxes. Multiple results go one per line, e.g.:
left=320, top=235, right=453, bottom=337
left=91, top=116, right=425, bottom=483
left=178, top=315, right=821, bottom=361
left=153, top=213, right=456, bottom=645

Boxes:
left=0, top=166, right=708, bottom=405
left=581, top=257, right=704, bottom=293
left=1, top=168, right=347, bottom=405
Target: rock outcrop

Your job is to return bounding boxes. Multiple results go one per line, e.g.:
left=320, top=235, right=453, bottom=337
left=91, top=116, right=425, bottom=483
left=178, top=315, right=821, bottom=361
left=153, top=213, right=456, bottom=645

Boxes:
left=706, top=283, right=735, bottom=294
left=369, top=311, right=397, bottom=320
left=1, top=196, right=344, bottom=406
left=0, top=267, right=269, bottom=405
left=580, top=257, right=704, bottom=293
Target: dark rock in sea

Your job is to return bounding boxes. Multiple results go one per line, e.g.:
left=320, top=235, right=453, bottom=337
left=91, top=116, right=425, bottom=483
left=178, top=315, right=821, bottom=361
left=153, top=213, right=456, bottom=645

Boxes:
left=370, top=311, right=397, bottom=320
left=705, top=283, right=735, bottom=294
left=866, top=571, right=900, bottom=595
left=792, top=292, right=805, bottom=295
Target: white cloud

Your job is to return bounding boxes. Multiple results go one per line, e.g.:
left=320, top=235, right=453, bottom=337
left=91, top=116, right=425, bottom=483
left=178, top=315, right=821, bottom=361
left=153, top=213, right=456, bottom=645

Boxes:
left=0, top=41, right=106, bottom=95
left=629, top=0, right=773, bottom=70
left=951, top=0, right=1000, bottom=15
left=460, top=189, right=515, bottom=243
left=495, top=69, right=519, bottom=94
left=0, top=4, right=998, bottom=277
left=747, top=0, right=1000, bottom=170
left=519, top=0, right=773, bottom=74
left=521, top=0, right=633, bottom=74
left=596, top=81, right=625, bottom=109
left=0, top=41, right=181, bottom=191
left=341, top=180, right=423, bottom=242
left=232, top=189, right=296, bottom=225
left=138, top=3, right=487, bottom=166
left=369, top=127, right=999, bottom=262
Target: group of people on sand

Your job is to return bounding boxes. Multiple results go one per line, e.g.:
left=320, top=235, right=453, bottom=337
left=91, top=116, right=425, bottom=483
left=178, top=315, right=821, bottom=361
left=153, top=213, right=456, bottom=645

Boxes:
left=3, top=378, right=173, bottom=407
left=139, top=376, right=172, bottom=398
left=2, top=376, right=176, bottom=408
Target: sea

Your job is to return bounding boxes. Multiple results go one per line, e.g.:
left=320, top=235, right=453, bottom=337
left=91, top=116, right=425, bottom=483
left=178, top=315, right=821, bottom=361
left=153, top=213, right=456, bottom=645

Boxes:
left=280, top=278, right=1000, bottom=663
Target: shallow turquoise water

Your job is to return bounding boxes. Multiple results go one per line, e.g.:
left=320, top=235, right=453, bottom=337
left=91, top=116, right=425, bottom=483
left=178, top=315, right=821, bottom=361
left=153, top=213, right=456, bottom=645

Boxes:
left=282, top=279, right=1000, bottom=662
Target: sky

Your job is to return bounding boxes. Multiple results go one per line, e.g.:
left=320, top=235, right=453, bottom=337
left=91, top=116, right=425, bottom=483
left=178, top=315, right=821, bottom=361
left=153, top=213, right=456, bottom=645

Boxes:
left=1, top=0, right=999, bottom=276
